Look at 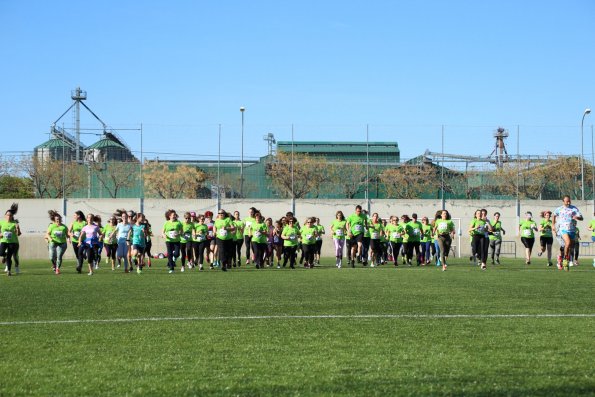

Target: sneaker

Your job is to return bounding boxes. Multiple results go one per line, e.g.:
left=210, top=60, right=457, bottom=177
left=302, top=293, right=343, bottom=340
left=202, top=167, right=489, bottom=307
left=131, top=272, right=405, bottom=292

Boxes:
left=94, top=264, right=99, bottom=270
left=125, top=269, right=129, bottom=273
left=547, top=262, right=553, bottom=267
left=181, top=266, right=185, bottom=272
left=76, top=267, right=82, bottom=274
left=496, top=259, right=500, bottom=265
left=437, top=258, right=441, bottom=267
left=137, top=267, right=142, bottom=274
left=442, top=264, right=447, bottom=271
left=370, top=263, right=375, bottom=268
left=199, top=265, right=204, bottom=271
left=88, top=272, right=93, bottom=276
left=55, top=267, right=60, bottom=275
left=481, top=263, right=486, bottom=270
left=277, top=265, right=281, bottom=269
left=568, top=261, right=574, bottom=267
left=4, top=266, right=7, bottom=272
left=15, top=266, right=20, bottom=274
left=168, top=269, right=174, bottom=274
left=537, top=251, right=543, bottom=257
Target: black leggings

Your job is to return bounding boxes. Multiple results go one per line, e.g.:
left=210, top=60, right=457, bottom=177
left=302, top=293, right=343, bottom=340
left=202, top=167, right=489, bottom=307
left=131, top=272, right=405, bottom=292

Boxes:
left=0, top=242, right=17, bottom=271
left=166, top=242, right=180, bottom=269
left=234, top=239, right=244, bottom=264
left=283, top=246, right=297, bottom=267
left=77, top=244, right=97, bottom=269
left=405, top=241, right=421, bottom=263
left=252, top=242, right=267, bottom=268
left=105, top=243, right=117, bottom=261
left=193, top=241, right=207, bottom=265
left=472, top=235, right=488, bottom=264
left=302, top=243, right=315, bottom=265
left=390, top=242, right=403, bottom=264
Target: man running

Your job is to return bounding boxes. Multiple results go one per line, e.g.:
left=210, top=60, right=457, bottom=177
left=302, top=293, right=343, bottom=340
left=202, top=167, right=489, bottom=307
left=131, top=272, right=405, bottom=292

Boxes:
left=552, top=195, right=583, bottom=271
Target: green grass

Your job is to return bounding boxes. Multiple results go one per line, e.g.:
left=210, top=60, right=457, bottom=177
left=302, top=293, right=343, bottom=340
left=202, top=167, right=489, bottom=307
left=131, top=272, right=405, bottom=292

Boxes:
left=0, top=258, right=593, bottom=396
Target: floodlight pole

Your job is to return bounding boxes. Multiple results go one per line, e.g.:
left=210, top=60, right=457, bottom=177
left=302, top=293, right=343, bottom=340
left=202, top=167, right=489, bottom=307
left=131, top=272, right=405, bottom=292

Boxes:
left=240, top=107, right=245, bottom=198
left=581, top=108, right=591, bottom=202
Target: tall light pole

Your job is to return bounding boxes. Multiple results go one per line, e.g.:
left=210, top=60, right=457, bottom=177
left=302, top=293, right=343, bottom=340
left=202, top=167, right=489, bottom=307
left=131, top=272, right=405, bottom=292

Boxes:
left=581, top=108, right=591, bottom=201
left=240, top=107, right=245, bottom=197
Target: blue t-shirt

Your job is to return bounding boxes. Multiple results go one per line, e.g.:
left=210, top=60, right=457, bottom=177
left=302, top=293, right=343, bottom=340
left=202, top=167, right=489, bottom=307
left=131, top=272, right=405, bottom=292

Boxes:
left=116, top=223, right=132, bottom=243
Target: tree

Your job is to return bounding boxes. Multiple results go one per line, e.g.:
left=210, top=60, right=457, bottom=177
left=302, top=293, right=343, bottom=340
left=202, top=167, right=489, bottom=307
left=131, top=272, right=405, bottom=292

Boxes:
left=143, top=162, right=207, bottom=198
left=18, top=156, right=84, bottom=198
left=0, top=176, right=34, bottom=198
left=328, top=163, right=368, bottom=198
left=91, top=161, right=139, bottom=198
left=266, top=152, right=330, bottom=198
left=379, top=164, right=438, bottom=199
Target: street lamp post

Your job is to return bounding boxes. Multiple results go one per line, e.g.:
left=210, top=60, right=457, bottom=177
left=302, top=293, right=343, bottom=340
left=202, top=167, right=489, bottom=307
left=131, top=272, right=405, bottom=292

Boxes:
left=240, top=107, right=245, bottom=198
left=582, top=108, right=591, bottom=201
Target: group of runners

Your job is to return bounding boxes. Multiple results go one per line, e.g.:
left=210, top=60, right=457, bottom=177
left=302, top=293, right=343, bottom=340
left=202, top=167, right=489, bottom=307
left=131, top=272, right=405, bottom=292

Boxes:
left=0, top=196, right=590, bottom=276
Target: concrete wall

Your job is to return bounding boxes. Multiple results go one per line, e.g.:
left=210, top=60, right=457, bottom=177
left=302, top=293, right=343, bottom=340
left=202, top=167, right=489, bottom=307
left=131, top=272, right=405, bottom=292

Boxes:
left=2, top=198, right=592, bottom=260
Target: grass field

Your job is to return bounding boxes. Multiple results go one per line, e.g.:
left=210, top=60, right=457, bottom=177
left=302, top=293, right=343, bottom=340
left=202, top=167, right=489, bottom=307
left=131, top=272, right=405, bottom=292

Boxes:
left=0, top=257, right=593, bottom=396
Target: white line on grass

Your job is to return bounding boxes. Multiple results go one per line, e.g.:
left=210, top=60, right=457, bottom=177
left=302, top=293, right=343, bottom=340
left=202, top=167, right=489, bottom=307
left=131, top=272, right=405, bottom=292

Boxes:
left=0, top=313, right=594, bottom=326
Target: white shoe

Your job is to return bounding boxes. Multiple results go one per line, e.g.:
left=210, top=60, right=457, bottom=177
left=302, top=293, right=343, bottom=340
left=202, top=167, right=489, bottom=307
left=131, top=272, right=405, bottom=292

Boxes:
left=88, top=272, right=93, bottom=276
left=370, top=263, right=375, bottom=267
left=568, top=261, right=574, bottom=267
left=3, top=266, right=7, bottom=273
left=181, top=266, right=185, bottom=272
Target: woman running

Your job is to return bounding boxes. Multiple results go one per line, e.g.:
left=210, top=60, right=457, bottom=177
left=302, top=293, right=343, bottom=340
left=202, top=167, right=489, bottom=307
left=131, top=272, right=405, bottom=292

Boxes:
left=250, top=211, right=268, bottom=269
left=469, top=209, right=488, bottom=270
left=368, top=213, right=384, bottom=267
left=45, top=210, right=69, bottom=274
left=420, top=216, right=432, bottom=265
left=281, top=217, right=300, bottom=269
left=314, top=218, right=325, bottom=266
left=330, top=210, right=347, bottom=268
left=162, top=209, right=183, bottom=274
left=129, top=213, right=147, bottom=274
left=115, top=212, right=132, bottom=272
left=103, top=216, right=118, bottom=271
left=68, top=210, right=85, bottom=262
left=193, top=214, right=208, bottom=271
left=300, top=217, right=318, bottom=269
left=519, top=211, right=538, bottom=265
left=232, top=211, right=244, bottom=267
left=77, top=213, right=102, bottom=275
left=488, top=212, right=505, bottom=265
left=213, top=209, right=235, bottom=271
left=180, top=212, right=195, bottom=271
left=433, top=210, right=455, bottom=271
left=538, top=210, right=554, bottom=266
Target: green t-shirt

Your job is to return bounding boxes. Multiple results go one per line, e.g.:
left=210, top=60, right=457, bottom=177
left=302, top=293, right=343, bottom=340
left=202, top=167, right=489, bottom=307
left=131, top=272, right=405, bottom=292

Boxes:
left=47, top=223, right=68, bottom=244
left=331, top=220, right=347, bottom=240
left=181, top=221, right=195, bottom=243
left=70, top=220, right=86, bottom=243
left=194, top=223, right=208, bottom=243
left=301, top=226, right=317, bottom=245
left=519, top=220, right=537, bottom=238
left=589, top=219, right=595, bottom=237
left=540, top=219, right=553, bottom=238
left=368, top=222, right=384, bottom=240
left=233, top=219, right=244, bottom=240
left=435, top=219, right=455, bottom=236
left=0, top=220, right=18, bottom=244
left=163, top=220, right=183, bottom=242
left=282, top=225, right=300, bottom=247
left=469, top=219, right=487, bottom=236
left=489, top=220, right=503, bottom=241
left=385, top=223, right=403, bottom=242
left=243, top=216, right=256, bottom=236
left=214, top=218, right=234, bottom=241
left=251, top=222, right=268, bottom=244
left=421, top=224, right=432, bottom=243
left=315, top=225, right=325, bottom=241
left=347, top=213, right=367, bottom=236
left=103, top=224, right=117, bottom=245
left=407, top=221, right=423, bottom=242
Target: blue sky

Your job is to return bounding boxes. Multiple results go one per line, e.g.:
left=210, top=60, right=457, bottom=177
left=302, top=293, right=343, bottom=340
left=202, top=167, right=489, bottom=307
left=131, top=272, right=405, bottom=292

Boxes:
left=1, top=1, right=594, bottom=162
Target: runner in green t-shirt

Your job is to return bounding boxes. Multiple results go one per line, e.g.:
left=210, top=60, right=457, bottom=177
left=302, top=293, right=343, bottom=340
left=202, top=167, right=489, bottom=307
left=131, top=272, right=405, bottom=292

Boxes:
left=519, top=211, right=538, bottom=265
left=180, top=212, right=195, bottom=271
left=162, top=209, right=183, bottom=273
left=346, top=205, right=367, bottom=267
left=300, top=217, right=318, bottom=268
left=193, top=215, right=209, bottom=270
left=232, top=211, right=245, bottom=267
left=538, top=210, right=554, bottom=266
left=433, top=210, right=455, bottom=270
left=368, top=213, right=384, bottom=267
left=314, top=218, right=325, bottom=265
left=385, top=216, right=404, bottom=266
left=214, top=209, right=236, bottom=271
left=242, top=207, right=257, bottom=265
left=68, top=210, right=86, bottom=263
left=45, top=210, right=69, bottom=274
left=250, top=211, right=268, bottom=269
left=281, top=218, right=300, bottom=269
left=420, top=216, right=433, bottom=265
left=0, top=203, right=21, bottom=276
left=330, top=210, right=347, bottom=268
left=488, top=212, right=506, bottom=265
